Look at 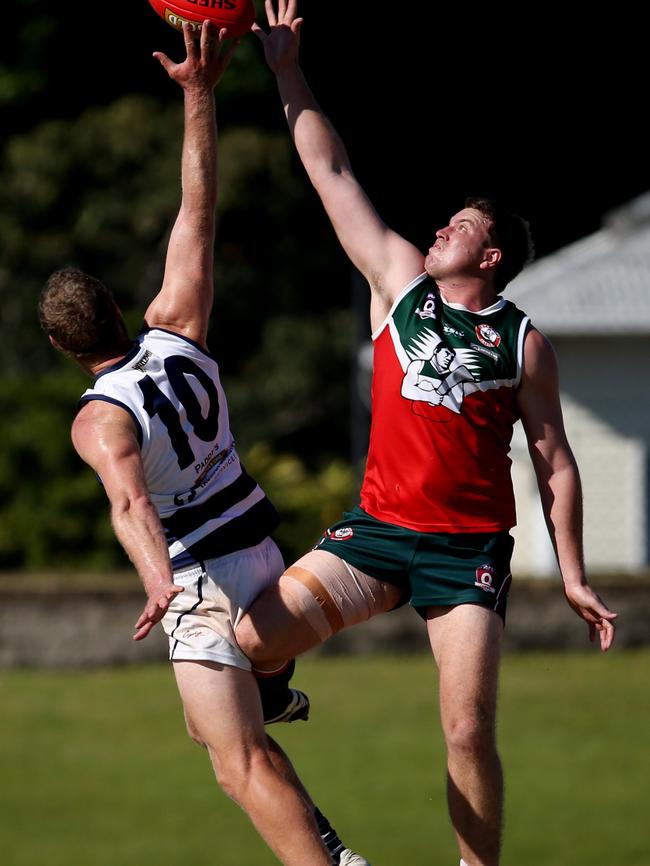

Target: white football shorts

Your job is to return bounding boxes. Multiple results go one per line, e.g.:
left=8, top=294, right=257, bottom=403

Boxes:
left=161, top=536, right=284, bottom=670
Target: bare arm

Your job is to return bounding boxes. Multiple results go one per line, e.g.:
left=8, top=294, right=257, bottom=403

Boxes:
left=144, top=22, right=238, bottom=348
left=71, top=401, right=183, bottom=640
left=254, top=1, right=424, bottom=326
left=516, top=328, right=617, bottom=650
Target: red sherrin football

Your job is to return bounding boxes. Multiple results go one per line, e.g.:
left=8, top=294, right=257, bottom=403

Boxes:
left=148, top=0, right=256, bottom=39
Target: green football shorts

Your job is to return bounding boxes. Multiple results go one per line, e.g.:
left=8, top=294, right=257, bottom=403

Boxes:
left=316, top=506, right=514, bottom=622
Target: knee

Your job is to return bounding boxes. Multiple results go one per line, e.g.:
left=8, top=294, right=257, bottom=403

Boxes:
left=213, top=762, right=245, bottom=803
left=212, top=746, right=270, bottom=805
left=184, top=716, right=207, bottom=749
left=443, top=714, right=496, bottom=760
left=235, top=615, right=266, bottom=665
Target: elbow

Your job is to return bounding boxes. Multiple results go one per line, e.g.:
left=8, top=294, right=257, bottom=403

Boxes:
left=310, top=158, right=353, bottom=190
left=178, top=202, right=216, bottom=231
left=112, top=491, right=154, bottom=523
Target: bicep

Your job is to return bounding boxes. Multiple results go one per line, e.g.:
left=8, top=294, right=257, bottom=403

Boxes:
left=517, top=329, right=575, bottom=474
left=144, top=207, right=214, bottom=348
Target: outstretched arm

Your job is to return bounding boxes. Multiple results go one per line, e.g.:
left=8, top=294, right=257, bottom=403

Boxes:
left=144, top=22, right=238, bottom=348
left=72, top=401, right=183, bottom=641
left=517, top=328, right=617, bottom=651
left=255, top=1, right=424, bottom=327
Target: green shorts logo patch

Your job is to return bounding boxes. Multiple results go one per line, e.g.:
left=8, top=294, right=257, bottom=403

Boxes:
left=475, top=565, right=497, bottom=593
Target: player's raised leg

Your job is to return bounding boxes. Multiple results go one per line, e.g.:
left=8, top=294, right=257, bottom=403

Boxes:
left=237, top=549, right=403, bottom=670
left=427, top=604, right=504, bottom=866
left=173, top=659, right=332, bottom=866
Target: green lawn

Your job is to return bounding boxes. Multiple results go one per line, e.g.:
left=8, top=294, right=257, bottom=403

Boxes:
left=1, top=651, right=648, bottom=866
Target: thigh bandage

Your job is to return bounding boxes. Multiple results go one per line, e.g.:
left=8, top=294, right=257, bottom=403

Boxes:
left=281, top=550, right=401, bottom=641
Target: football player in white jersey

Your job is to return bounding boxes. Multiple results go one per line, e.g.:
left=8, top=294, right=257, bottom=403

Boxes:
left=39, top=21, right=367, bottom=866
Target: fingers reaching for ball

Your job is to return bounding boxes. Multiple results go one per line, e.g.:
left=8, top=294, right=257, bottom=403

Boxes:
left=184, top=20, right=199, bottom=56
left=256, top=0, right=303, bottom=33
left=264, top=0, right=300, bottom=27
left=252, top=0, right=303, bottom=72
left=154, top=20, right=240, bottom=90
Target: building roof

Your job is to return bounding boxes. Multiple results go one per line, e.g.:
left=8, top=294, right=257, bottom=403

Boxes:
left=506, top=192, right=650, bottom=335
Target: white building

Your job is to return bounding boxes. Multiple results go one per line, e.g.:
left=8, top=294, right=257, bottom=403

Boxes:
left=507, top=193, right=650, bottom=576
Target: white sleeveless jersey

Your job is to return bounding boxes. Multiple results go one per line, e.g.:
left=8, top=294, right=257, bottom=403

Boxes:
left=79, top=328, right=278, bottom=569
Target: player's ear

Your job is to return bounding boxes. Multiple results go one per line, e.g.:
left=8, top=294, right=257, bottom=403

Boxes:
left=480, top=247, right=502, bottom=271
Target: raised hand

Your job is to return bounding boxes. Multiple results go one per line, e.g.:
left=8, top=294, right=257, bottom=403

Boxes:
left=253, top=0, right=303, bottom=73
left=154, top=20, right=239, bottom=90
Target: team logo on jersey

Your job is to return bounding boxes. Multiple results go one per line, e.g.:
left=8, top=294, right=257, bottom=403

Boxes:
left=475, top=324, right=501, bottom=348
left=330, top=527, right=354, bottom=541
left=415, top=293, right=437, bottom=320
left=403, top=330, right=478, bottom=419
left=475, top=564, right=497, bottom=593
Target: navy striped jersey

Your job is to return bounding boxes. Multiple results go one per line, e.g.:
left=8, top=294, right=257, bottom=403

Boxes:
left=79, top=328, right=278, bottom=569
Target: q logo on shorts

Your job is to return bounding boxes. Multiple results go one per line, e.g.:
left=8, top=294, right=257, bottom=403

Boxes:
left=475, top=564, right=497, bottom=594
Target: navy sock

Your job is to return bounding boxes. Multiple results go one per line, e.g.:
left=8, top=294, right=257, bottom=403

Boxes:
left=314, top=807, right=345, bottom=864
left=254, top=660, right=295, bottom=722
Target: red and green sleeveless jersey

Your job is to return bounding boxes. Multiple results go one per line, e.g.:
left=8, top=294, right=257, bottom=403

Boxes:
left=360, top=273, right=531, bottom=532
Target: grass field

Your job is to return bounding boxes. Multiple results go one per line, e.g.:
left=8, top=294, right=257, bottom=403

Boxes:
left=1, top=651, right=648, bottom=866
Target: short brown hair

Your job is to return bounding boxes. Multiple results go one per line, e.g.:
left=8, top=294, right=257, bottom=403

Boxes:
left=465, top=197, right=535, bottom=291
left=39, top=268, right=128, bottom=357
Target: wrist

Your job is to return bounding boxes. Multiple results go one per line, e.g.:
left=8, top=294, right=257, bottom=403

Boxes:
left=145, top=574, right=175, bottom=595
left=562, top=573, right=587, bottom=588
left=275, top=60, right=300, bottom=81
left=183, top=82, right=215, bottom=101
